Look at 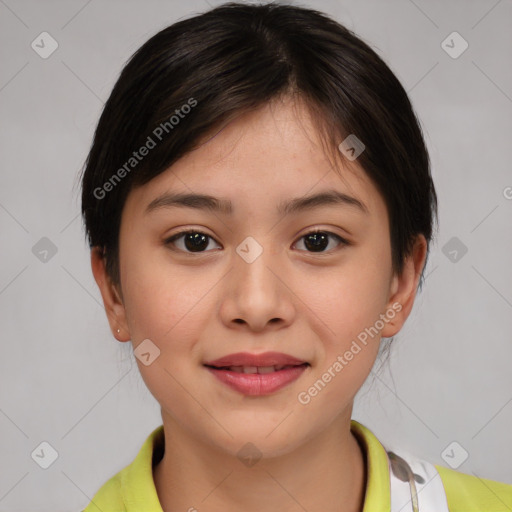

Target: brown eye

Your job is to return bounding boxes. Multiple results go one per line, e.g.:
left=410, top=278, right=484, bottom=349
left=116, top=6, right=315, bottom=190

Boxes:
left=294, top=230, right=348, bottom=253
left=165, top=230, right=221, bottom=253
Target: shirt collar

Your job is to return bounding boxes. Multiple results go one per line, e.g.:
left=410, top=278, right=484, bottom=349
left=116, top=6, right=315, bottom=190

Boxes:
left=351, top=419, right=391, bottom=512
left=121, top=424, right=164, bottom=510
left=120, top=420, right=391, bottom=511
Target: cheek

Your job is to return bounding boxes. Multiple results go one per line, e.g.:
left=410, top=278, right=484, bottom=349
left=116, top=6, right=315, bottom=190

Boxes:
left=290, top=249, right=391, bottom=397
left=120, top=240, right=207, bottom=340
left=119, top=249, right=216, bottom=412
left=300, top=256, right=390, bottom=340
left=294, top=268, right=385, bottom=418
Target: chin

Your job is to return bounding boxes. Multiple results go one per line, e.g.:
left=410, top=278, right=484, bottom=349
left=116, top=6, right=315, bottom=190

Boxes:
left=208, top=422, right=306, bottom=461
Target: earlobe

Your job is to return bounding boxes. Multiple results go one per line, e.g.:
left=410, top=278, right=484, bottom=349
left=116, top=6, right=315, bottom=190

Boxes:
left=90, top=247, right=130, bottom=342
left=380, top=235, right=428, bottom=338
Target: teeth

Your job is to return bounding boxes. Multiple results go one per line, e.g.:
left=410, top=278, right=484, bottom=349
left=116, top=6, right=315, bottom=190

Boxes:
left=224, top=365, right=300, bottom=374
left=257, top=366, right=275, bottom=374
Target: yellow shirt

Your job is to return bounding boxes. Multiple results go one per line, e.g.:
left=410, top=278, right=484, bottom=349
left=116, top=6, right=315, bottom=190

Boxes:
left=83, top=420, right=512, bottom=511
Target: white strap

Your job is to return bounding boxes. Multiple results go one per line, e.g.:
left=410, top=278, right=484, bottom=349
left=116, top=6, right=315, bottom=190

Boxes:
left=387, top=450, right=449, bottom=512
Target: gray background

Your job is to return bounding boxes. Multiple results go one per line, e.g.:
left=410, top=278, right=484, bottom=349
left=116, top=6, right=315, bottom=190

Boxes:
left=1, top=0, right=511, bottom=510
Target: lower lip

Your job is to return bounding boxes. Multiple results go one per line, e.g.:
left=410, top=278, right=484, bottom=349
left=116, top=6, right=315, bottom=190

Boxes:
left=205, top=364, right=309, bottom=396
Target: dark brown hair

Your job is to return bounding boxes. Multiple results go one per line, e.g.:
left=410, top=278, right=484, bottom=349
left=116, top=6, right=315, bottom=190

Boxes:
left=80, top=1, right=438, bottom=291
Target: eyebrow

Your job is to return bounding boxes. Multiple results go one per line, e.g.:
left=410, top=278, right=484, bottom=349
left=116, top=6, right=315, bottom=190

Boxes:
left=145, top=189, right=369, bottom=216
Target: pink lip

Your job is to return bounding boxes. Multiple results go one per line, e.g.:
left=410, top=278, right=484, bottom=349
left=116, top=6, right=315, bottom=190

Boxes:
left=204, top=351, right=307, bottom=367
left=205, top=365, right=308, bottom=396
left=203, top=351, right=309, bottom=396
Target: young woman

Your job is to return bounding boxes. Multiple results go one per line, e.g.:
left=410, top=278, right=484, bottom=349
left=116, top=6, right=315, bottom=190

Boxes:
left=80, top=2, right=512, bottom=511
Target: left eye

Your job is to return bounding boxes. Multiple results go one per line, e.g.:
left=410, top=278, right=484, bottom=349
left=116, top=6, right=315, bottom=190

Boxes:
left=294, top=230, right=348, bottom=253
left=164, top=229, right=348, bottom=254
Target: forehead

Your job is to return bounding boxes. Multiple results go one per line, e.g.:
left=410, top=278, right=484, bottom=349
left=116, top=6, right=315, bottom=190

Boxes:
left=123, top=98, right=387, bottom=223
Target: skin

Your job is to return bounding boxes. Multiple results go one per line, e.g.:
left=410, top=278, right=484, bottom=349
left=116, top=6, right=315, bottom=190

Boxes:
left=91, top=95, right=427, bottom=512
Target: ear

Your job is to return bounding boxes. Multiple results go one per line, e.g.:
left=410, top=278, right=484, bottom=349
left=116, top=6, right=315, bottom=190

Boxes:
left=90, top=247, right=130, bottom=342
left=380, top=234, right=428, bottom=338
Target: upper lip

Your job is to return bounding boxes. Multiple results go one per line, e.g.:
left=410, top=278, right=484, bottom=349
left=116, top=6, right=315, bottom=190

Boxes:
left=204, top=351, right=308, bottom=368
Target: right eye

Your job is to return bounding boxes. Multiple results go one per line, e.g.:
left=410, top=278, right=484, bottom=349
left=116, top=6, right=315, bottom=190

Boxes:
left=164, top=230, right=222, bottom=253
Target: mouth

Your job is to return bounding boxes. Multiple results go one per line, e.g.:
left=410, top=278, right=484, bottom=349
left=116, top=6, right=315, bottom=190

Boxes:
left=204, top=363, right=309, bottom=373
left=203, top=362, right=310, bottom=395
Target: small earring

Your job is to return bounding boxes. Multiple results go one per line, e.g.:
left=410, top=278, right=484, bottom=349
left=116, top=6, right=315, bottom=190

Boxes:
left=116, top=328, right=120, bottom=333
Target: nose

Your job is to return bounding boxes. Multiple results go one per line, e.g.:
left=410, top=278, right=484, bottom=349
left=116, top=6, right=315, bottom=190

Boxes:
left=219, top=240, right=296, bottom=332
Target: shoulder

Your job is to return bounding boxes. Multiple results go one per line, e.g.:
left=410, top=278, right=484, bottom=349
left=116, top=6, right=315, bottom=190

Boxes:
left=436, top=464, right=512, bottom=512
left=82, top=425, right=165, bottom=512
left=82, top=468, right=125, bottom=511
left=350, top=420, right=511, bottom=512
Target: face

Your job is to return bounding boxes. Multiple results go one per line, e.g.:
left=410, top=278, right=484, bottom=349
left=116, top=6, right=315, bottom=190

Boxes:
left=93, top=96, right=426, bottom=458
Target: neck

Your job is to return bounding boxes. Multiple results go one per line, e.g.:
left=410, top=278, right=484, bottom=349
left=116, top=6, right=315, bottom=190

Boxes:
left=153, top=412, right=367, bottom=512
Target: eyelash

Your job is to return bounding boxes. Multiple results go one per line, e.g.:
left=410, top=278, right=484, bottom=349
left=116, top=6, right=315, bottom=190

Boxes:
left=164, top=228, right=350, bottom=255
